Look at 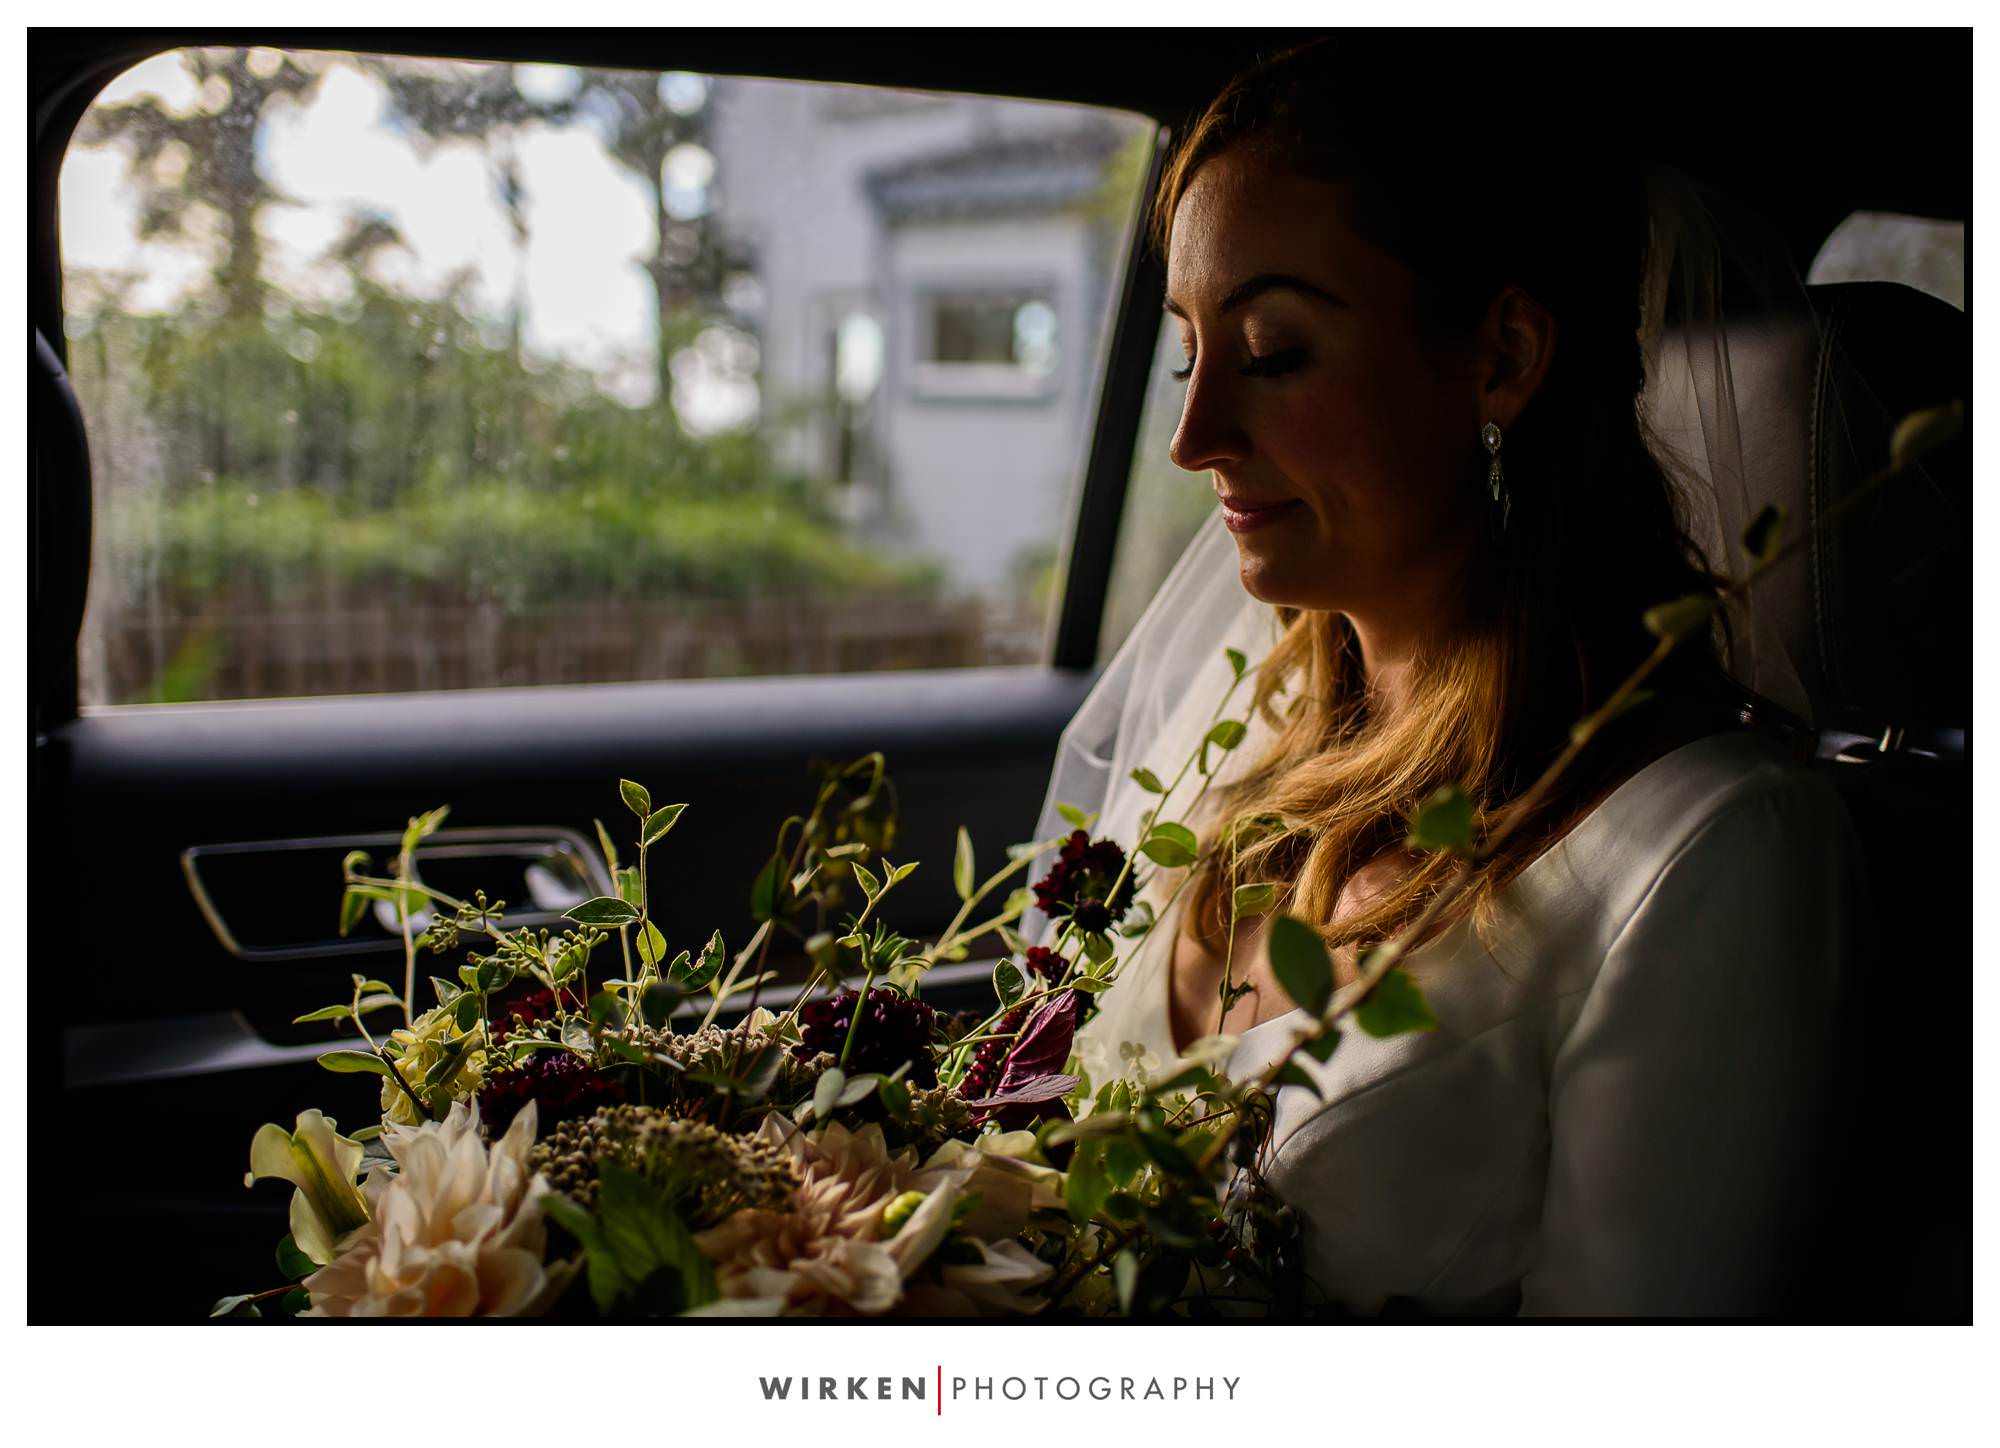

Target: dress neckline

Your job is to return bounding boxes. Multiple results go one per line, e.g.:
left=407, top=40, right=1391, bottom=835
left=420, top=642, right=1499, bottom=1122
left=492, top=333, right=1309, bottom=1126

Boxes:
left=1152, top=723, right=1764, bottom=1058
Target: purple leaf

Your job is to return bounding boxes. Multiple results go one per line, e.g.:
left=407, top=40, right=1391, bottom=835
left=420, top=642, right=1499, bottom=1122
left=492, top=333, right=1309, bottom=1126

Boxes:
left=993, top=989, right=1079, bottom=1095
left=961, top=1073, right=1079, bottom=1110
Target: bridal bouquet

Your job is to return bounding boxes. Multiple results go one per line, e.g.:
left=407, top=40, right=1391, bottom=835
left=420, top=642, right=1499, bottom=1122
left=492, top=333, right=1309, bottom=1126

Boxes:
left=216, top=403, right=1957, bottom=1320
left=221, top=644, right=1405, bottom=1320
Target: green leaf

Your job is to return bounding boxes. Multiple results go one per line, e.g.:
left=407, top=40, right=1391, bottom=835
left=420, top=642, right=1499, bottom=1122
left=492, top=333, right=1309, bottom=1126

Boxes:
left=850, top=861, right=881, bottom=899
left=1406, top=785, right=1475, bottom=853
left=566, top=896, right=642, bottom=928
left=593, top=817, right=621, bottom=877
left=1642, top=593, right=1716, bottom=641
left=422, top=1030, right=478, bottom=1090
left=636, top=920, right=669, bottom=969
left=618, top=866, right=644, bottom=908
left=1129, top=767, right=1165, bottom=794
left=354, top=978, right=399, bottom=997
left=1113, top=1248, right=1141, bottom=1316
left=1139, top=822, right=1198, bottom=868
left=1103, top=1136, right=1147, bottom=1187
left=475, top=959, right=516, bottom=993
left=953, top=827, right=975, bottom=901
left=1064, top=1140, right=1112, bottom=1226
left=640, top=981, right=683, bottom=1028
left=1890, top=399, right=1963, bottom=472
left=597, top=1164, right=715, bottom=1313
left=1354, top=967, right=1440, bottom=1039
left=835, top=1073, right=878, bottom=1109
left=992, top=958, right=1025, bottom=1008
left=1082, top=930, right=1114, bottom=965
left=750, top=852, right=783, bottom=922
left=276, top=1234, right=315, bottom=1281
left=640, top=803, right=686, bottom=848
left=1741, top=503, right=1787, bottom=564
left=338, top=889, right=369, bottom=938
left=1266, top=915, right=1334, bottom=1016
left=208, top=1294, right=255, bottom=1318
left=1206, top=719, right=1247, bottom=751
left=1056, top=802, right=1094, bottom=830
left=1117, top=898, right=1156, bottom=939
left=1137, top=1128, right=1196, bottom=1176
left=293, top=1004, right=353, bottom=1025
left=432, top=975, right=465, bottom=1008
left=679, top=930, right=725, bottom=992
left=1274, top=1061, right=1324, bottom=1098
left=278, top=1287, right=310, bottom=1317
left=1225, top=646, right=1247, bottom=680
left=619, top=779, right=651, bottom=819
left=877, top=1074, right=911, bottom=1120
left=317, top=1049, right=391, bottom=1077
left=889, top=860, right=919, bottom=885
left=451, top=993, right=480, bottom=1033
left=813, top=1067, right=846, bottom=1122
left=1300, top=1025, right=1342, bottom=1063
left=1232, top=882, right=1278, bottom=916
left=401, top=805, right=449, bottom=855
left=355, top=994, right=402, bottom=1016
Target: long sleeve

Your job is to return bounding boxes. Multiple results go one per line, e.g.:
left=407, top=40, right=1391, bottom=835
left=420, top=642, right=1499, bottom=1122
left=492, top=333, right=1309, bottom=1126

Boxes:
left=1518, top=770, right=1869, bottom=1316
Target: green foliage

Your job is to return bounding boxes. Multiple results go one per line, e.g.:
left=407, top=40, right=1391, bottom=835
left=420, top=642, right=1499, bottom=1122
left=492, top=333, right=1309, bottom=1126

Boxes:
left=1266, top=915, right=1334, bottom=1017
left=1406, top=786, right=1475, bottom=853
left=543, top=1163, right=716, bottom=1317
left=1353, top=965, right=1440, bottom=1039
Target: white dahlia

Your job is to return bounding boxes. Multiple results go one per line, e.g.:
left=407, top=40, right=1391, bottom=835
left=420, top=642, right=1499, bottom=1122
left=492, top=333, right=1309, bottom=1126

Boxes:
left=303, top=1099, right=577, bottom=1317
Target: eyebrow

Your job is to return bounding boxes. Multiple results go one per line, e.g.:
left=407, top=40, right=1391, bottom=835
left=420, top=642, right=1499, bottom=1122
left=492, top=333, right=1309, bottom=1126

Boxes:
left=1163, top=272, right=1345, bottom=319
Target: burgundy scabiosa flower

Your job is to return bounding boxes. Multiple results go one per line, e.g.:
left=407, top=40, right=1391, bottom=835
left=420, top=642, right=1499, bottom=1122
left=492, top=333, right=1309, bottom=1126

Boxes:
left=478, top=1049, right=626, bottom=1135
left=793, top=986, right=940, bottom=1088
left=1021, top=946, right=1066, bottom=982
left=1032, top=831, right=1132, bottom=934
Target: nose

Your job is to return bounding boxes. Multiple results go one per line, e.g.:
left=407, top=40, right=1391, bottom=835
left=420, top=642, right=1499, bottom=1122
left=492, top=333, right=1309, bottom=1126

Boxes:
left=1168, top=358, right=1250, bottom=475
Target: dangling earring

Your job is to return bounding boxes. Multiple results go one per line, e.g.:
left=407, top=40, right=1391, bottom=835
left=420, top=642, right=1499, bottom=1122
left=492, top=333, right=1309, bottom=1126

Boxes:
left=1482, top=421, right=1510, bottom=538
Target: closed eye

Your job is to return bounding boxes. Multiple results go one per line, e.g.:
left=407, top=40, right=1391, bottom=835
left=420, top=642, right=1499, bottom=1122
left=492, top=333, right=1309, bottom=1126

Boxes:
left=1170, top=346, right=1308, bottom=383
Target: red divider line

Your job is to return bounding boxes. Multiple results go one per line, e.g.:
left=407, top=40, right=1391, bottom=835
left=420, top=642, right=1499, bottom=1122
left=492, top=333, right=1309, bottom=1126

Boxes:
left=937, top=1364, right=942, bottom=1415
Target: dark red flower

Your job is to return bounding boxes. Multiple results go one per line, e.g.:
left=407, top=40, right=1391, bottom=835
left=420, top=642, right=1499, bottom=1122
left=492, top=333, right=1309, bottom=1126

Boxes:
left=1021, top=946, right=1066, bottom=981
left=793, top=986, right=939, bottom=1088
left=490, top=987, right=557, bottom=1045
left=478, top=1049, right=625, bottom=1135
left=1031, top=831, right=1131, bottom=934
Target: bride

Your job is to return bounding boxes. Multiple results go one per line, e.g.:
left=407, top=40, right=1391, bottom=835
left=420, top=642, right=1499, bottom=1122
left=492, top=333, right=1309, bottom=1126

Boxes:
left=1031, top=42, right=1866, bottom=1316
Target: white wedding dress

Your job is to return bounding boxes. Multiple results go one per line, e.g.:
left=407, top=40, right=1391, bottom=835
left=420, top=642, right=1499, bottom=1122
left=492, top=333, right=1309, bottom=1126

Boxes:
left=1070, top=699, right=1868, bottom=1318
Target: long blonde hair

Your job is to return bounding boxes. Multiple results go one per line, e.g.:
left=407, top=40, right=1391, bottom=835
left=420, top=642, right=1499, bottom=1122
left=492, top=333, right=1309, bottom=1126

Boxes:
left=1161, top=42, right=1780, bottom=960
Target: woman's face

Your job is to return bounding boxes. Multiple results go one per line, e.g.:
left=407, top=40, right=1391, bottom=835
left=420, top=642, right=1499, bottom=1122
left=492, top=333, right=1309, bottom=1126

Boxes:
left=1165, top=146, right=1491, bottom=630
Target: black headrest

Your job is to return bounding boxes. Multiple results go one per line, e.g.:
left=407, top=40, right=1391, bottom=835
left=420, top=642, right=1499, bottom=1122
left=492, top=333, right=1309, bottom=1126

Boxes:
left=1801, top=281, right=1968, bottom=734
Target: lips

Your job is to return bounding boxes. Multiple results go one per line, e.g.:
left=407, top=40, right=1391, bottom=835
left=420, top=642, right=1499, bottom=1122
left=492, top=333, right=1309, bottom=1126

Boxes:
left=1217, top=494, right=1301, bottom=534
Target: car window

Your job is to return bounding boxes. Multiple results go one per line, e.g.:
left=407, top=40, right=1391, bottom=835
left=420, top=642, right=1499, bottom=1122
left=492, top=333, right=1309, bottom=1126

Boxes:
left=58, top=46, right=1156, bottom=705
left=1808, top=209, right=1965, bottom=310
left=1097, top=320, right=1213, bottom=661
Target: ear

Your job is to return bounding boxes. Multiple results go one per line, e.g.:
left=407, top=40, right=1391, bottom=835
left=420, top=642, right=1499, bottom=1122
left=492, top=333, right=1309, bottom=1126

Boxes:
left=1476, top=285, right=1558, bottom=431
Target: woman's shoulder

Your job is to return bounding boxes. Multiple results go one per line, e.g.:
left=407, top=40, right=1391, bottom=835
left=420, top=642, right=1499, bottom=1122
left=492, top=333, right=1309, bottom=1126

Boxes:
left=1485, top=719, right=1857, bottom=991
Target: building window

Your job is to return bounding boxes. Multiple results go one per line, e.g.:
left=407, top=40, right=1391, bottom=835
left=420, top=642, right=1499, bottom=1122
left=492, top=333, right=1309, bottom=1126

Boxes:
left=912, top=293, right=1059, bottom=399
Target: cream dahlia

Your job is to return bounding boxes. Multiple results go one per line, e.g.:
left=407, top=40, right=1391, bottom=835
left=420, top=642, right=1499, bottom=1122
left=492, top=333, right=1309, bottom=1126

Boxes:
left=303, top=1099, right=576, bottom=1317
left=691, top=1117, right=977, bottom=1316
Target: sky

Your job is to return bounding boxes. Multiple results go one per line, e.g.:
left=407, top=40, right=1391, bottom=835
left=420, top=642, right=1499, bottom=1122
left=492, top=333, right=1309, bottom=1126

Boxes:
left=58, top=48, right=757, bottom=430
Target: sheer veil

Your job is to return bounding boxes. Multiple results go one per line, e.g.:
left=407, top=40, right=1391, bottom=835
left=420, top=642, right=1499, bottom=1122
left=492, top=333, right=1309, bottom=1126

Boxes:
left=1022, top=166, right=1832, bottom=946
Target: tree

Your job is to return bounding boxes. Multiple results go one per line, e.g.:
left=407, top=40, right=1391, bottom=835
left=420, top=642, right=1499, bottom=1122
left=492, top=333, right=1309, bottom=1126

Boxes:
left=361, top=57, right=570, bottom=361
left=570, top=70, right=743, bottom=413
left=74, top=47, right=323, bottom=319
